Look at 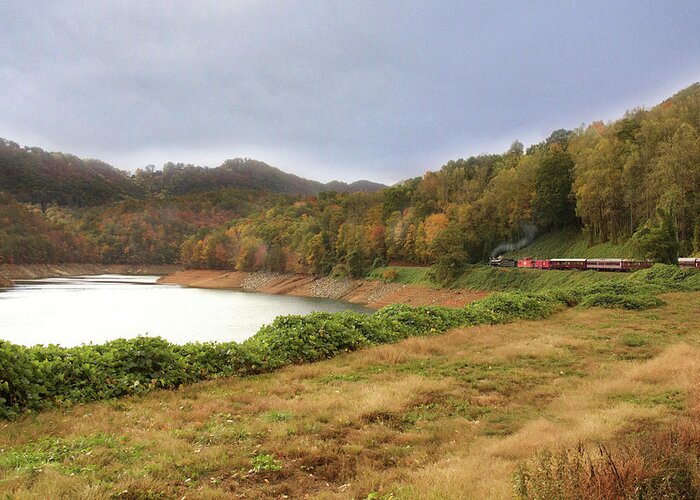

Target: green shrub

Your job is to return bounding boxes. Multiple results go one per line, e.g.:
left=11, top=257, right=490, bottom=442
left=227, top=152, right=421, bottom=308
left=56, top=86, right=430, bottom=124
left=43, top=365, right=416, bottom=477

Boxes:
left=245, top=312, right=372, bottom=368
left=579, top=293, right=664, bottom=310
left=629, top=264, right=700, bottom=291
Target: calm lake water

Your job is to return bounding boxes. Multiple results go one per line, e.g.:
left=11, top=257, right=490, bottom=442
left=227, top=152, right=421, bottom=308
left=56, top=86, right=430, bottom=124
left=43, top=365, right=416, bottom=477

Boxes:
left=0, top=275, right=370, bottom=347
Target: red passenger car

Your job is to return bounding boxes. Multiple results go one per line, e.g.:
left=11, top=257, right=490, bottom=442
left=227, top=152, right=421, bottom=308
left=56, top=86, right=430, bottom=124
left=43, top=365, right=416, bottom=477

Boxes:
left=620, top=260, right=653, bottom=271
left=534, top=259, right=551, bottom=269
left=549, top=258, right=587, bottom=270
left=517, top=257, right=535, bottom=268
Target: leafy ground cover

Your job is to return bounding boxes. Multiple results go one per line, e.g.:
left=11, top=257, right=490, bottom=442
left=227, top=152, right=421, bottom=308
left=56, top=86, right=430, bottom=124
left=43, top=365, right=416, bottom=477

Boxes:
left=1, top=290, right=698, bottom=498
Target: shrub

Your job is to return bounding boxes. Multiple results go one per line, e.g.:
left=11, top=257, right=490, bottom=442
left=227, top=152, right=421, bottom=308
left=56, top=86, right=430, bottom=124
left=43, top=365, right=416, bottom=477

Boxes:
left=579, top=292, right=664, bottom=310
left=514, top=420, right=700, bottom=499
left=381, top=269, right=398, bottom=282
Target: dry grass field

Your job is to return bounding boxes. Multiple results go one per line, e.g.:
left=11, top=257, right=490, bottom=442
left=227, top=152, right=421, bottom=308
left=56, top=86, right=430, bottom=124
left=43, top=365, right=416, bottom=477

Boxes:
left=1, top=292, right=699, bottom=499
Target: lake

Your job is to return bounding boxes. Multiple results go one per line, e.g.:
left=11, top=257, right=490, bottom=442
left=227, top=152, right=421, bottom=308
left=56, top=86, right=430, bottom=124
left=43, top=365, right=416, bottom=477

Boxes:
left=0, top=274, right=371, bottom=347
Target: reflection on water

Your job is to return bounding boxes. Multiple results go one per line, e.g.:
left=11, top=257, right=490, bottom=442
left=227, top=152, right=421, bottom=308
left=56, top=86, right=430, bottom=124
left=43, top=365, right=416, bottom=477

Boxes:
left=0, top=275, right=370, bottom=347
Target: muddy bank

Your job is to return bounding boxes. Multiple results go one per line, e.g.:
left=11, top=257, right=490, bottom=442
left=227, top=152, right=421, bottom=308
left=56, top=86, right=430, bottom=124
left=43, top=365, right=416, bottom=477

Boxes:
left=0, top=263, right=182, bottom=286
left=158, top=269, right=487, bottom=309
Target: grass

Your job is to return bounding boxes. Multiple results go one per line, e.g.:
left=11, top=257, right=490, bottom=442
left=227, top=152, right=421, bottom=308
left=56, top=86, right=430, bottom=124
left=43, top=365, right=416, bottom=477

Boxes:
left=450, top=265, right=627, bottom=292
left=367, top=266, right=434, bottom=286
left=503, top=228, right=638, bottom=259
left=1, top=291, right=699, bottom=498
left=371, top=262, right=630, bottom=292
left=372, top=261, right=700, bottom=295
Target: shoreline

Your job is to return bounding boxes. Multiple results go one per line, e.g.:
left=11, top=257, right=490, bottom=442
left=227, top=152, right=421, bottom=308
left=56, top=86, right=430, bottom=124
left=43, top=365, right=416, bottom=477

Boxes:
left=0, top=263, right=182, bottom=286
left=0, top=264, right=489, bottom=308
left=158, top=269, right=488, bottom=309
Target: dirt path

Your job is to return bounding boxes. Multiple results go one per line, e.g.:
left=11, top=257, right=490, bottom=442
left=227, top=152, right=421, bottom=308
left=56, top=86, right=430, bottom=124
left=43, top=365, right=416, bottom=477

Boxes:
left=158, top=269, right=488, bottom=308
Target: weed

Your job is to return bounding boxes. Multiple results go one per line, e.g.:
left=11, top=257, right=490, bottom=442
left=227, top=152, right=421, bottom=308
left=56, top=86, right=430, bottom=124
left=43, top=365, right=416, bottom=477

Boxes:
left=261, top=410, right=292, bottom=422
left=250, top=453, right=282, bottom=472
left=621, top=333, right=648, bottom=347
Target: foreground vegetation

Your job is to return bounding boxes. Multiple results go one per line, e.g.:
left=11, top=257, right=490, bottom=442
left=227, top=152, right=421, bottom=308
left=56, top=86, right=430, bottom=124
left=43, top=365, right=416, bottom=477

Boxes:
left=1, top=287, right=698, bottom=497
left=4, top=265, right=696, bottom=421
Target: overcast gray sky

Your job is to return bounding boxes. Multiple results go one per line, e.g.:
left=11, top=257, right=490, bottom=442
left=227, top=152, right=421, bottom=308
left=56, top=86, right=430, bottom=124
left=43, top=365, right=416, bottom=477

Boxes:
left=1, top=1, right=699, bottom=184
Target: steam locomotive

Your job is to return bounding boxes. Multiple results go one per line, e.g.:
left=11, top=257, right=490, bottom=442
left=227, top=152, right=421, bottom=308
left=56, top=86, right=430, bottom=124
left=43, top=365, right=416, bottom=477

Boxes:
left=489, top=257, right=700, bottom=272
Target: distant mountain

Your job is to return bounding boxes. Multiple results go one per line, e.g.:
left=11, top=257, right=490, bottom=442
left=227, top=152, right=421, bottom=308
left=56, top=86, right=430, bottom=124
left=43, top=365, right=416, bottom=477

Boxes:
left=0, top=139, right=142, bottom=207
left=324, top=179, right=386, bottom=193
left=133, top=158, right=386, bottom=197
left=0, top=140, right=386, bottom=206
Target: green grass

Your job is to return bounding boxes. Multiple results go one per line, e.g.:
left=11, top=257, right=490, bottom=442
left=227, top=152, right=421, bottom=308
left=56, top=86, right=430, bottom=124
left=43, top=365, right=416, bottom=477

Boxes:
left=503, top=228, right=639, bottom=259
left=0, top=433, right=142, bottom=474
left=608, top=390, right=685, bottom=411
left=367, top=266, right=433, bottom=286
left=451, top=265, right=626, bottom=292
left=372, top=262, right=628, bottom=293
left=374, top=260, right=700, bottom=295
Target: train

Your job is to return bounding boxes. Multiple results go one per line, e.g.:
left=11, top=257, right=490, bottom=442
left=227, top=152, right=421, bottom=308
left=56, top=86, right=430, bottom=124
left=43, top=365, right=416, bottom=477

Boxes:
left=489, top=256, right=700, bottom=272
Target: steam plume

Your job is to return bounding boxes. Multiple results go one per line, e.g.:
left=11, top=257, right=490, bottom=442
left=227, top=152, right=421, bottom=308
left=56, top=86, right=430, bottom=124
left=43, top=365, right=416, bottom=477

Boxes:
left=490, top=224, right=537, bottom=258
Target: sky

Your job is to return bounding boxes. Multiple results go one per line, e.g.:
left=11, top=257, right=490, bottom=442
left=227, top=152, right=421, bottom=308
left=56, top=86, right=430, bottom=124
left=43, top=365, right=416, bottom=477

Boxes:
left=1, top=1, right=700, bottom=184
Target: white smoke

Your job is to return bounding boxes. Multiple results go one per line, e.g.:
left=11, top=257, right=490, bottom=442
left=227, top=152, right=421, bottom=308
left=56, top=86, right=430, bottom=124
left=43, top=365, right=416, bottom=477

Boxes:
left=490, top=224, right=537, bottom=258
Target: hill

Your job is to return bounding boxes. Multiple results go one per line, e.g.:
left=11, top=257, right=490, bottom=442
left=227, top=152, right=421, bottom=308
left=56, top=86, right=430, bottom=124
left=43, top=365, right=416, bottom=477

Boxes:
left=0, top=139, right=142, bottom=207
left=2, top=82, right=699, bottom=271
left=0, top=139, right=386, bottom=207
left=133, top=159, right=385, bottom=197
left=324, top=179, right=386, bottom=193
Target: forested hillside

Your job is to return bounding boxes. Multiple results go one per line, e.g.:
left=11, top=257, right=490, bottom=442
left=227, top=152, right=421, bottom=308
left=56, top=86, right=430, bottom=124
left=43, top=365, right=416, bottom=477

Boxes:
left=0, top=139, right=142, bottom=207
left=0, top=143, right=385, bottom=206
left=132, top=159, right=385, bottom=197
left=1, top=84, right=699, bottom=276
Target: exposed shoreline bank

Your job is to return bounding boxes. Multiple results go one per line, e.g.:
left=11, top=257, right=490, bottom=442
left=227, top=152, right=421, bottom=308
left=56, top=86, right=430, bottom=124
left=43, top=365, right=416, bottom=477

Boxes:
left=0, top=264, right=488, bottom=308
left=157, top=269, right=487, bottom=309
left=0, top=263, right=182, bottom=286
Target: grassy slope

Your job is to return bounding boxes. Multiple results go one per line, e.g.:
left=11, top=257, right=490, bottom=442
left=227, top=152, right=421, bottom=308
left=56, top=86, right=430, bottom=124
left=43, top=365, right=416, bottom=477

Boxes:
left=1, top=292, right=699, bottom=499
left=367, top=266, right=434, bottom=286
left=372, top=263, right=629, bottom=292
left=504, top=228, right=638, bottom=259
left=451, top=265, right=627, bottom=292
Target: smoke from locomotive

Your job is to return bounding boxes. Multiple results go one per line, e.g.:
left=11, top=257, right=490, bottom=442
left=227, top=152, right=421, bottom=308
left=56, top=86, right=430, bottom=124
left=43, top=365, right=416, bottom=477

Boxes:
left=490, top=224, right=537, bottom=258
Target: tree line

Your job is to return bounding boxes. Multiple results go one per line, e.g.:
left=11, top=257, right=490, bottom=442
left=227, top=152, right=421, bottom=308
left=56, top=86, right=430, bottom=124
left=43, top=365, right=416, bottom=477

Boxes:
left=1, top=84, right=699, bottom=278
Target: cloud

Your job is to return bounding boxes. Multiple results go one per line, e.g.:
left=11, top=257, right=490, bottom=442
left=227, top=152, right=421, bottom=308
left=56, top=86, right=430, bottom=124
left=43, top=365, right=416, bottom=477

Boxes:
left=1, top=1, right=699, bottom=183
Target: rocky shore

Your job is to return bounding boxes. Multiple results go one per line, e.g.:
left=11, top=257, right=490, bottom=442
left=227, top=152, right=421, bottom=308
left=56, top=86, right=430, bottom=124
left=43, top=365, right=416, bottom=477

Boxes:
left=158, top=269, right=488, bottom=308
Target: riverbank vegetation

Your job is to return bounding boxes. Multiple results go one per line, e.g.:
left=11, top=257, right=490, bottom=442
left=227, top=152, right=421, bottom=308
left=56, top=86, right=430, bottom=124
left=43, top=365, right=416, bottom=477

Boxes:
left=2, top=265, right=697, bottom=420
left=2, top=84, right=700, bottom=275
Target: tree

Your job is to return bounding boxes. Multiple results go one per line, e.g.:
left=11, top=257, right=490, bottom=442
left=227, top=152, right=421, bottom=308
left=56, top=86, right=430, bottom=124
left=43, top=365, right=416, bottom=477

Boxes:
left=430, top=223, right=468, bottom=284
left=631, top=209, right=679, bottom=264
left=532, top=147, right=577, bottom=231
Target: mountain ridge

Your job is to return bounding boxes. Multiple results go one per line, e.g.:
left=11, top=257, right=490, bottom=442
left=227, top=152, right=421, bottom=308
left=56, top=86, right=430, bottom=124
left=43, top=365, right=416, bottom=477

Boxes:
left=0, top=139, right=386, bottom=206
